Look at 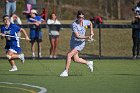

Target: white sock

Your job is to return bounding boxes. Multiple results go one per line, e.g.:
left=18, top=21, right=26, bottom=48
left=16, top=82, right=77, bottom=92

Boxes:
left=39, top=52, right=41, bottom=55
left=64, top=70, right=68, bottom=73
left=6, top=55, right=11, bottom=59
left=13, top=65, right=17, bottom=68
left=32, top=52, right=35, bottom=56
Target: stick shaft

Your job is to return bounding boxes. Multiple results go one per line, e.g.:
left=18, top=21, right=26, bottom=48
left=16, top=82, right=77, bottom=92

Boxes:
left=5, top=34, right=26, bottom=40
left=0, top=34, right=30, bottom=40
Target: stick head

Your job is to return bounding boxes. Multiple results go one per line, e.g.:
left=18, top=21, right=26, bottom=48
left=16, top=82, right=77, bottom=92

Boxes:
left=88, top=38, right=94, bottom=42
left=88, top=35, right=96, bottom=43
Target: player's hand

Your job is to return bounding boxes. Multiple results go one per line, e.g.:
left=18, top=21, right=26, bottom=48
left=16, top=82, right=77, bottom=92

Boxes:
left=89, top=37, right=94, bottom=41
left=0, top=33, right=6, bottom=37
left=35, top=22, right=40, bottom=26
left=90, top=33, right=94, bottom=37
left=88, top=35, right=94, bottom=42
left=25, top=36, right=30, bottom=41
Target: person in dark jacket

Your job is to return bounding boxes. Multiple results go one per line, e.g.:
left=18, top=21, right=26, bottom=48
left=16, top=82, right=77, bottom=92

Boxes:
left=132, top=16, right=140, bottom=59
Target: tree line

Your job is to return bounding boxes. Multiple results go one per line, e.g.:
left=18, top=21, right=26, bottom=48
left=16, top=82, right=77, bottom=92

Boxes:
left=48, top=0, right=140, bottom=20
left=0, top=0, right=140, bottom=20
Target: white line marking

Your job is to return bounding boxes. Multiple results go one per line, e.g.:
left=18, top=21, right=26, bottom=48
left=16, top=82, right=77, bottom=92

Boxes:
left=0, top=82, right=47, bottom=93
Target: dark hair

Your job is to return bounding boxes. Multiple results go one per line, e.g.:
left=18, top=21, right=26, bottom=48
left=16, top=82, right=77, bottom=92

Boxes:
left=137, top=1, right=140, bottom=7
left=76, top=11, right=84, bottom=18
left=50, top=12, right=57, bottom=19
left=3, top=15, right=9, bottom=19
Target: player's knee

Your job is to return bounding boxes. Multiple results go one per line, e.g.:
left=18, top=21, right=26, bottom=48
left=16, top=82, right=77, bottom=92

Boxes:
left=67, top=53, right=72, bottom=58
left=6, top=55, right=12, bottom=59
left=73, top=57, right=79, bottom=62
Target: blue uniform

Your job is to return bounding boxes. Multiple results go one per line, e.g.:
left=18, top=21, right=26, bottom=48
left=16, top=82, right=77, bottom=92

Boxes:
left=28, top=16, right=43, bottom=42
left=1, top=23, right=22, bottom=54
left=70, top=20, right=91, bottom=51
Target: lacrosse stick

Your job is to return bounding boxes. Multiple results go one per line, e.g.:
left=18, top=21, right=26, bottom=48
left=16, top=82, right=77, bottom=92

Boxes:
left=88, top=35, right=96, bottom=43
left=0, top=34, right=30, bottom=40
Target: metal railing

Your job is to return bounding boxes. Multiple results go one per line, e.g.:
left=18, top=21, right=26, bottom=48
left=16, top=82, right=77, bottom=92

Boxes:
left=0, top=23, right=138, bottom=59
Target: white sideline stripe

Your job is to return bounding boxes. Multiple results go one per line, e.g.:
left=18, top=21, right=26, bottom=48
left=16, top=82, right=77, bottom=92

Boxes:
left=22, top=84, right=47, bottom=93
left=0, top=82, right=47, bottom=93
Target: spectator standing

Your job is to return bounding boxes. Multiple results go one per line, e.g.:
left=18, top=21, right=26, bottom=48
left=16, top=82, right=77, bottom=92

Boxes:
left=10, top=14, right=22, bottom=25
left=60, top=11, right=94, bottom=77
left=133, top=1, right=140, bottom=16
left=132, top=16, right=140, bottom=59
left=23, top=0, right=37, bottom=14
left=0, top=15, right=30, bottom=71
left=5, top=0, right=17, bottom=16
left=47, top=13, right=62, bottom=58
left=10, top=14, right=22, bottom=39
left=41, top=8, right=47, bottom=20
left=27, top=9, right=44, bottom=58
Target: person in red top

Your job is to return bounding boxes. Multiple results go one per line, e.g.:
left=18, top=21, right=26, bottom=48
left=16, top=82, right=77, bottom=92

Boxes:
left=41, top=8, right=47, bottom=20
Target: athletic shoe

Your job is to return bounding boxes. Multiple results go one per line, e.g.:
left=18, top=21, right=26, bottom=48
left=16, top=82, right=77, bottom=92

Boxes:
left=20, top=54, right=25, bottom=64
left=60, top=70, right=68, bottom=77
left=32, top=53, right=35, bottom=58
left=39, top=54, right=42, bottom=58
left=132, top=56, right=137, bottom=59
left=49, top=55, right=53, bottom=58
left=9, top=67, right=17, bottom=72
left=53, top=56, right=57, bottom=58
left=87, top=61, right=93, bottom=72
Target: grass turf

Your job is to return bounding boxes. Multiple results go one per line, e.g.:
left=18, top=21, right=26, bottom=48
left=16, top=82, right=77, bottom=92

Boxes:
left=0, top=59, right=140, bottom=93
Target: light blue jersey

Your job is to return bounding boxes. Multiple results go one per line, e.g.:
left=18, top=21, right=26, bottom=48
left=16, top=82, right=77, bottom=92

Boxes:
left=1, top=23, right=22, bottom=54
left=70, top=20, right=91, bottom=51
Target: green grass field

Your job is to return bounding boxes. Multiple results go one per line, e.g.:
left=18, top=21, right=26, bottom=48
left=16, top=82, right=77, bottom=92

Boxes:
left=0, top=59, right=140, bottom=93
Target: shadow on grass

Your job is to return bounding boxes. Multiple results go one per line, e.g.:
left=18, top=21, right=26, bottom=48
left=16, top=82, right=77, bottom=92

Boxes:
left=0, top=73, right=57, bottom=76
left=0, top=54, right=140, bottom=59
left=111, top=73, right=140, bottom=76
left=0, top=73, right=140, bottom=77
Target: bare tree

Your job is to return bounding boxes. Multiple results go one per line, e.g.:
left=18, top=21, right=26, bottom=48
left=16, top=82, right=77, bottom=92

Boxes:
left=117, top=0, right=121, bottom=19
left=110, top=0, right=114, bottom=19
left=98, top=0, right=102, bottom=10
left=56, top=0, right=62, bottom=19
left=104, top=0, right=109, bottom=19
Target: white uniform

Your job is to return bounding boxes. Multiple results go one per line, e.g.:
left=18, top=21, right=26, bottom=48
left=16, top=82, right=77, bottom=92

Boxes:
left=70, top=19, right=90, bottom=51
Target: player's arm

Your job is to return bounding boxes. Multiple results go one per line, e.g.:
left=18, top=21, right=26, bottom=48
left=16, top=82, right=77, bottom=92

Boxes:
left=90, top=21, right=94, bottom=36
left=0, top=33, right=5, bottom=40
left=0, top=28, right=5, bottom=40
left=20, top=28, right=30, bottom=40
left=28, top=18, right=40, bottom=26
left=28, top=21, right=36, bottom=24
left=41, top=18, right=45, bottom=23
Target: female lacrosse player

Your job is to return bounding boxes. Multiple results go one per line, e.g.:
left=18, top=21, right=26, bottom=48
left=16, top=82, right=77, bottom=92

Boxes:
left=0, top=15, right=30, bottom=71
left=60, top=11, right=94, bottom=77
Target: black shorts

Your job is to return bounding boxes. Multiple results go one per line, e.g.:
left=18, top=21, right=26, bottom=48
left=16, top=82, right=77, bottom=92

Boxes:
left=30, top=38, right=42, bottom=43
